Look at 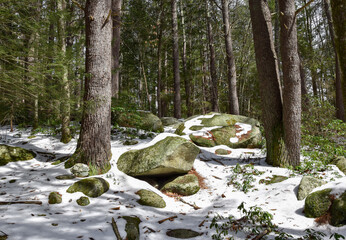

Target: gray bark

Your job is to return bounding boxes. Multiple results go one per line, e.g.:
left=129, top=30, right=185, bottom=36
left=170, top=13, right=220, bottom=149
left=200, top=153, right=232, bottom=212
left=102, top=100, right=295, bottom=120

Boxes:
left=111, top=0, right=122, bottom=99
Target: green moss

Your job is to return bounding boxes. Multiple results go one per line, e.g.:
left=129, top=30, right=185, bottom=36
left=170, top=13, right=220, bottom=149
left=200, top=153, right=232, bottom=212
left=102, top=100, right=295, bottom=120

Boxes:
left=28, top=135, right=36, bottom=139
left=260, top=175, right=288, bottom=185
left=215, top=149, right=230, bottom=155
left=48, top=192, right=62, bottom=204
left=189, top=134, right=216, bottom=147
left=161, top=174, right=200, bottom=196
left=330, top=191, right=346, bottom=227
left=189, top=125, right=204, bottom=131
left=136, top=189, right=166, bottom=208
left=66, top=177, right=109, bottom=198
left=76, top=196, right=90, bottom=206
left=166, top=229, right=202, bottom=239
left=174, top=123, right=186, bottom=135
left=0, top=144, right=36, bottom=166
left=123, top=216, right=141, bottom=240
left=305, top=188, right=332, bottom=218
left=55, top=174, right=75, bottom=180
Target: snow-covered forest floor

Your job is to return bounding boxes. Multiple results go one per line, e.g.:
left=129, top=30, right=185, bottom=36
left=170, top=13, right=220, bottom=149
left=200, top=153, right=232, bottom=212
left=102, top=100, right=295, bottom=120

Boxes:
left=0, top=125, right=345, bottom=240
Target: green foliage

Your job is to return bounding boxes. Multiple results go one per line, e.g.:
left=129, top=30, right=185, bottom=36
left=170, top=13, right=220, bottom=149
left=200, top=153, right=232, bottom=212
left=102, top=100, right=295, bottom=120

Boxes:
left=227, top=164, right=264, bottom=193
left=299, top=97, right=346, bottom=176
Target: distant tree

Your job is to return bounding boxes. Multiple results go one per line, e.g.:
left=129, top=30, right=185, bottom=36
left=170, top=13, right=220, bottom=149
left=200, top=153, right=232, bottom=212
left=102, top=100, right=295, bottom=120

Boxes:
left=111, top=0, right=122, bottom=99
left=69, top=0, right=112, bottom=174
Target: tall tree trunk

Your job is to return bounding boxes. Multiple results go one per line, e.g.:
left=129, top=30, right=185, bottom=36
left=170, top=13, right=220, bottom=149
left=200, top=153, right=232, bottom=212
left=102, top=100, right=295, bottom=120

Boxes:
left=221, top=0, right=239, bottom=114
left=299, top=55, right=309, bottom=111
left=157, top=0, right=163, bottom=118
left=324, top=0, right=345, bottom=121
left=249, top=0, right=286, bottom=167
left=111, top=0, right=122, bottom=99
left=206, top=0, right=218, bottom=112
left=69, top=0, right=112, bottom=174
left=279, top=0, right=301, bottom=167
left=330, top=0, right=346, bottom=120
left=171, top=0, right=181, bottom=118
left=58, top=0, right=72, bottom=143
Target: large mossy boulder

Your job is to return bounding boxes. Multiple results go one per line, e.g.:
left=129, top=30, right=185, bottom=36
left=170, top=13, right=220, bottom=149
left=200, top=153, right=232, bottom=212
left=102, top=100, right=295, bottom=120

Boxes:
left=161, top=174, right=200, bottom=196
left=297, top=176, right=326, bottom=200
left=304, top=188, right=332, bottom=218
left=0, top=144, right=36, bottom=166
left=66, top=177, right=109, bottom=198
left=330, top=191, right=346, bottom=227
left=114, top=110, right=163, bottom=133
left=136, top=189, right=166, bottom=208
left=117, top=136, right=200, bottom=177
left=174, top=113, right=262, bottom=149
left=332, top=156, right=346, bottom=175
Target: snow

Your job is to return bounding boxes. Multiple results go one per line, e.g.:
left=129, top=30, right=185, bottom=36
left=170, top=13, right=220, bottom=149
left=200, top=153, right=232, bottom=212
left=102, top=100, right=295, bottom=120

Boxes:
left=0, top=125, right=345, bottom=240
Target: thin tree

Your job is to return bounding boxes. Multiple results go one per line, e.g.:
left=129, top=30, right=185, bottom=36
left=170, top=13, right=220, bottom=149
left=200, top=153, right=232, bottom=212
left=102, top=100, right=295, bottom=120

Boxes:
left=279, top=0, right=301, bottom=166
left=111, top=0, right=122, bottom=99
left=249, top=0, right=286, bottom=166
left=171, top=0, right=181, bottom=119
left=221, top=0, right=239, bottom=115
left=157, top=0, right=164, bottom=118
left=68, top=0, right=112, bottom=174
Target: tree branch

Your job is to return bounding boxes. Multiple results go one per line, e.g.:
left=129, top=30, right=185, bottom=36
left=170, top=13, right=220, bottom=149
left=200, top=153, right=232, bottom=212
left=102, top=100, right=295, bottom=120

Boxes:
left=295, top=0, right=315, bottom=16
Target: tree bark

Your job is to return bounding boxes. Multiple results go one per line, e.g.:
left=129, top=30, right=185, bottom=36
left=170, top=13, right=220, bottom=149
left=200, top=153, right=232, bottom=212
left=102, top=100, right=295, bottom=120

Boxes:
left=171, top=0, right=181, bottom=118
left=221, top=0, right=239, bottom=114
left=157, top=0, right=164, bottom=118
left=324, top=0, right=345, bottom=121
left=58, top=0, right=72, bottom=144
left=206, top=0, right=219, bottom=112
left=330, top=0, right=346, bottom=121
left=111, top=0, right=122, bottom=99
left=70, top=0, right=112, bottom=174
left=279, top=0, right=301, bottom=167
left=249, top=0, right=286, bottom=166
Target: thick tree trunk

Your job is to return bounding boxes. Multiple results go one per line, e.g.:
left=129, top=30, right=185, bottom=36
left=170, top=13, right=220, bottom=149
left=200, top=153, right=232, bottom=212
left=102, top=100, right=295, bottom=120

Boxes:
left=279, top=0, right=301, bottom=167
left=111, top=0, right=122, bottom=99
left=330, top=0, right=346, bottom=121
left=221, top=0, right=239, bottom=114
left=171, top=0, right=181, bottom=118
left=249, top=0, right=286, bottom=166
left=206, top=0, right=218, bottom=112
left=58, top=0, right=72, bottom=144
left=70, top=0, right=112, bottom=174
left=324, top=0, right=345, bottom=121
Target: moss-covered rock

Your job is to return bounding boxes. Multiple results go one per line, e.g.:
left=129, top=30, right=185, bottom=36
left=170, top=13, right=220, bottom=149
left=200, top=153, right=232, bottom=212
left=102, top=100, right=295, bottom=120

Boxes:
left=136, top=189, right=166, bottom=208
left=117, top=136, right=200, bottom=177
left=215, top=149, right=231, bottom=155
left=304, top=188, right=332, bottom=218
left=0, top=144, right=36, bottom=166
left=174, top=123, right=186, bottom=136
left=330, top=191, right=346, bottom=227
left=260, top=175, right=288, bottom=185
left=297, top=176, right=326, bottom=201
left=123, top=216, right=141, bottom=240
left=55, top=174, right=76, bottom=180
left=76, top=196, right=90, bottom=206
left=161, top=117, right=179, bottom=126
left=48, top=192, right=62, bottom=204
left=332, top=156, right=346, bottom=175
left=66, top=177, right=109, bottom=198
left=161, top=174, right=200, bottom=196
left=166, top=229, right=202, bottom=239
left=70, top=163, right=89, bottom=177
left=123, top=140, right=139, bottom=146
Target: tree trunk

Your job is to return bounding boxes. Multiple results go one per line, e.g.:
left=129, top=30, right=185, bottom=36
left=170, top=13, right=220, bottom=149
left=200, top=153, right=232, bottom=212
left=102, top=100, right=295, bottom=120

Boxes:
left=279, top=0, right=301, bottom=167
left=70, top=0, right=112, bottom=174
left=299, top=56, right=309, bottom=111
left=157, top=0, right=163, bottom=118
left=249, top=0, right=287, bottom=167
left=206, top=0, right=218, bottom=112
left=58, top=0, right=72, bottom=143
left=330, top=0, right=346, bottom=121
left=171, top=0, right=181, bottom=118
left=221, top=0, right=239, bottom=114
left=111, top=0, right=122, bottom=99
left=324, top=0, right=345, bottom=121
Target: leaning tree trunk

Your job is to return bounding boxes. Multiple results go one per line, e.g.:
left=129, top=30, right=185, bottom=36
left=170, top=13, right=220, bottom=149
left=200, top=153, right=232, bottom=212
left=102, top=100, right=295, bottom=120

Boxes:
left=171, top=0, right=181, bottom=119
left=111, top=0, right=122, bottom=99
left=324, top=0, right=345, bottom=121
left=279, top=0, right=301, bottom=167
left=221, top=0, right=239, bottom=115
left=249, top=0, right=287, bottom=167
left=69, top=0, right=112, bottom=174
left=58, top=0, right=72, bottom=144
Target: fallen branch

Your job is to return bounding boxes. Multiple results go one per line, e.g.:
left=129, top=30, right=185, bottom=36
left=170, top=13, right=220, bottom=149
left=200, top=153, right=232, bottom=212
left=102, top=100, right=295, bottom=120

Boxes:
left=158, top=215, right=177, bottom=224
left=212, top=158, right=225, bottom=166
left=198, top=219, right=206, bottom=227
left=111, top=217, right=122, bottom=240
left=252, top=229, right=270, bottom=240
left=179, top=198, right=201, bottom=210
left=0, top=201, right=42, bottom=205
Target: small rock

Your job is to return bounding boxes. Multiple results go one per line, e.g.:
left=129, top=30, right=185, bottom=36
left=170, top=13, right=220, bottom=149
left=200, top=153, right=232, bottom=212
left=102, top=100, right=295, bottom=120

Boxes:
left=71, top=163, right=89, bottom=177
left=56, top=174, right=76, bottom=180
left=297, top=176, right=326, bottom=200
left=49, top=192, right=62, bottom=204
left=66, top=177, right=109, bottom=198
left=166, top=229, right=202, bottom=239
left=123, top=140, right=139, bottom=146
left=305, top=188, right=332, bottom=218
left=13, top=134, right=21, bottom=138
left=161, top=174, right=200, bottom=196
left=76, top=196, right=90, bottom=206
left=136, top=189, right=166, bottom=208
left=161, top=117, right=179, bottom=126
left=332, top=156, right=346, bottom=175
left=123, top=216, right=141, bottom=240
left=215, top=149, right=230, bottom=155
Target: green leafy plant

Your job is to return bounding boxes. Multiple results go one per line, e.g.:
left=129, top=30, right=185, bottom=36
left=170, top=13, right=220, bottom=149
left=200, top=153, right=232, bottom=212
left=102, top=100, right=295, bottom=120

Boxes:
left=227, top=164, right=264, bottom=193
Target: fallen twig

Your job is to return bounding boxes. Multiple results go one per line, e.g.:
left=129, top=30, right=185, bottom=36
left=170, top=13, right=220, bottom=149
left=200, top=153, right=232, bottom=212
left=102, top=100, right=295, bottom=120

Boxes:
left=0, top=201, right=42, bottom=205
left=212, top=158, right=225, bottom=166
left=252, top=229, right=270, bottom=240
left=111, top=217, right=123, bottom=240
left=198, top=219, right=206, bottom=227
left=158, top=215, right=177, bottom=224
left=212, top=175, right=222, bottom=180
left=179, top=198, right=201, bottom=210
